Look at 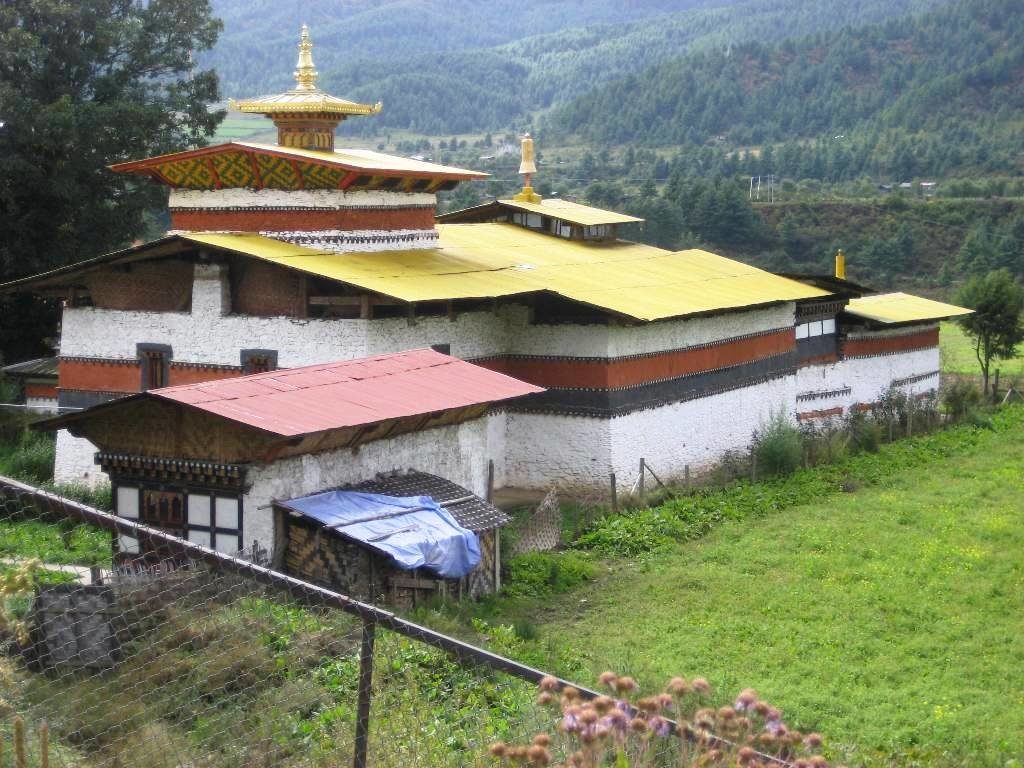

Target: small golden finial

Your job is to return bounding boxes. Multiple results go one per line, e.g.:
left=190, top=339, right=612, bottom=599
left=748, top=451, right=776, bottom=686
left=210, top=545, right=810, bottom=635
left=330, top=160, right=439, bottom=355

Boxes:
left=835, top=248, right=846, bottom=280
left=513, top=133, right=542, bottom=203
left=294, top=24, right=319, bottom=92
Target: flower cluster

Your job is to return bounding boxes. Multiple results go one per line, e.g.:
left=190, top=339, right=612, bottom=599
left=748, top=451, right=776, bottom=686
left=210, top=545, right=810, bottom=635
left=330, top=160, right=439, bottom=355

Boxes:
left=488, top=673, right=830, bottom=768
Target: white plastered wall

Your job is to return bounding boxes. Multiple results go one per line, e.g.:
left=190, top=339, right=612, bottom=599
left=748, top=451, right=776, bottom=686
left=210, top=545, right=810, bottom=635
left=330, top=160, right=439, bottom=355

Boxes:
left=243, top=415, right=502, bottom=553
left=54, top=430, right=103, bottom=487
left=796, top=323, right=941, bottom=416
left=503, top=373, right=797, bottom=491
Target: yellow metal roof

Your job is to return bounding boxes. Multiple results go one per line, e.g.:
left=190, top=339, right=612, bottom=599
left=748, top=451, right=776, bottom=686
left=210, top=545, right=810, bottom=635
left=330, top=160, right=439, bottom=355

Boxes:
left=232, top=143, right=486, bottom=177
left=845, top=292, right=972, bottom=324
left=497, top=198, right=643, bottom=226
left=109, top=142, right=486, bottom=183
left=184, top=224, right=827, bottom=322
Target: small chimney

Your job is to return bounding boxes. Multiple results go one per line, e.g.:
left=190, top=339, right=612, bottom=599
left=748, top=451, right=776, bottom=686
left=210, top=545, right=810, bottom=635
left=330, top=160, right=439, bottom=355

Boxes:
left=835, top=248, right=846, bottom=280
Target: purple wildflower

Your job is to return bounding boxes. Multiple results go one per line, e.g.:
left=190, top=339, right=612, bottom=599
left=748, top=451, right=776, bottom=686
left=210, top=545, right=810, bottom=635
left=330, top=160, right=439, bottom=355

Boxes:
left=562, top=710, right=580, bottom=733
left=650, top=716, right=672, bottom=738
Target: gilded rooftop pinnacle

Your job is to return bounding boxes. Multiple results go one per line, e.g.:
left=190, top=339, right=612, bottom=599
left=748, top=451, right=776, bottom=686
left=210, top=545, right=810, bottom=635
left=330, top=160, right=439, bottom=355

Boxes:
left=294, top=24, right=318, bottom=91
left=228, top=26, right=382, bottom=119
left=228, top=26, right=381, bottom=150
left=513, top=133, right=541, bottom=203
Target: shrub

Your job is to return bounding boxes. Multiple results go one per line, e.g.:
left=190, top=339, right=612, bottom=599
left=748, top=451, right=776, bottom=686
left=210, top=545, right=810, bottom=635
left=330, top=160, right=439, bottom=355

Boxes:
left=751, top=409, right=802, bottom=477
left=942, top=379, right=984, bottom=422
left=503, top=551, right=595, bottom=597
left=846, top=411, right=882, bottom=453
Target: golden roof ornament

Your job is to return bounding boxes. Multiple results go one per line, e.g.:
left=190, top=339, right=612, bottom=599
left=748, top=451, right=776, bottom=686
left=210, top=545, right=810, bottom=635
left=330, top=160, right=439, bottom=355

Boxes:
left=512, top=133, right=542, bottom=203
left=293, top=24, right=318, bottom=91
left=228, top=26, right=382, bottom=151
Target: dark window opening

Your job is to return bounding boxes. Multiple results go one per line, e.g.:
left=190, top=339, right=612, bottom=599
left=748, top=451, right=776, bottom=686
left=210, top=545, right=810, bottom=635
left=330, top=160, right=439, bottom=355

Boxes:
left=137, top=343, right=172, bottom=391
left=241, top=349, right=279, bottom=375
left=430, top=343, right=451, bottom=355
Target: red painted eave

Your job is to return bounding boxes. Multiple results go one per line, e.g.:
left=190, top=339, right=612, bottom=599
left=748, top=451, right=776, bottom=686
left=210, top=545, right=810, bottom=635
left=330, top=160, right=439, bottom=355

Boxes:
left=108, top=141, right=487, bottom=181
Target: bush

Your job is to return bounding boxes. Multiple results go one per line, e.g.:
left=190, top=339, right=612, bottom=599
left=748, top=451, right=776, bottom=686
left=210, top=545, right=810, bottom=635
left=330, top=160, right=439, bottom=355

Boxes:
left=846, top=411, right=882, bottom=453
left=503, top=551, right=595, bottom=597
left=942, top=379, right=984, bottom=422
left=751, top=409, right=802, bottom=477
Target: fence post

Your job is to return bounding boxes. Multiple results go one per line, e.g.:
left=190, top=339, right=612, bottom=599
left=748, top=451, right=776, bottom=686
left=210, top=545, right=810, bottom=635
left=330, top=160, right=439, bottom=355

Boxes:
left=39, top=721, right=49, bottom=768
left=14, top=716, right=25, bottom=768
left=638, top=458, right=646, bottom=500
left=684, top=464, right=690, bottom=490
left=993, top=368, right=1001, bottom=403
left=751, top=450, right=757, bottom=483
left=610, top=472, right=618, bottom=512
left=486, top=459, right=495, bottom=504
left=353, top=618, right=377, bottom=768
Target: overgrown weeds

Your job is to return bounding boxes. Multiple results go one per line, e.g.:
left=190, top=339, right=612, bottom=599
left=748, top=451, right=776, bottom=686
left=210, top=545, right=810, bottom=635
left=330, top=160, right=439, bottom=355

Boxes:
left=751, top=409, right=803, bottom=477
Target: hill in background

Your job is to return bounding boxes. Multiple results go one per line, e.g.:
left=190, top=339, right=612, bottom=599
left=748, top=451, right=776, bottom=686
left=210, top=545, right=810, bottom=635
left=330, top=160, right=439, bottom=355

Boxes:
left=206, top=0, right=956, bottom=134
left=548, top=0, right=1023, bottom=173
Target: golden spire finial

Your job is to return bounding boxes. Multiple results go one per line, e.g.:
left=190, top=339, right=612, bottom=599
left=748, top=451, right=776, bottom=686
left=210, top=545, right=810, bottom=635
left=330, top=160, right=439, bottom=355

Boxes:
left=294, top=24, right=319, bottom=92
left=513, top=133, right=542, bottom=203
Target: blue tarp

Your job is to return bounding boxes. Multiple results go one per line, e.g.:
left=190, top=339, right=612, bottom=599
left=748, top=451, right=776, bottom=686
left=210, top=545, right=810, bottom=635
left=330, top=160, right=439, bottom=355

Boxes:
left=282, top=491, right=481, bottom=578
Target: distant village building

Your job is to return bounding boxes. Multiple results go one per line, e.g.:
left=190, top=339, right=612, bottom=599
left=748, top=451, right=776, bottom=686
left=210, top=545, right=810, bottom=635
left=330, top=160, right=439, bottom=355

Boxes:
left=1, top=358, right=58, bottom=412
left=3, top=27, right=970, bottom=510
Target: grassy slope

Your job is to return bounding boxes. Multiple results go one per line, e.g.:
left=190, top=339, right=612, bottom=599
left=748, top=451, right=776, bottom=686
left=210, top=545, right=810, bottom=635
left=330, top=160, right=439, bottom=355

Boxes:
left=526, top=414, right=1024, bottom=766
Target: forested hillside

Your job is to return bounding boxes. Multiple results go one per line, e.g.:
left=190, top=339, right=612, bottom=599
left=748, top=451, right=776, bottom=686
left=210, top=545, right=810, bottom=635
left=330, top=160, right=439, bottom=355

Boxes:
left=207, top=0, right=954, bottom=134
left=549, top=0, right=1023, bottom=175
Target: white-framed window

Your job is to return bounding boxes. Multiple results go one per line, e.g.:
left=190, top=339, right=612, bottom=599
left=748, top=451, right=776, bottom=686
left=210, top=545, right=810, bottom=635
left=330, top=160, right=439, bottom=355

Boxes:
left=112, top=482, right=242, bottom=556
left=796, top=318, right=837, bottom=339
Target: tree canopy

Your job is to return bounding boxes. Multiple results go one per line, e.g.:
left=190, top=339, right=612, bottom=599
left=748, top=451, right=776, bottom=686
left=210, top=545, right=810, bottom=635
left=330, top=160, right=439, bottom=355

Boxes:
left=548, top=0, right=1024, bottom=178
left=0, top=0, right=224, bottom=282
left=954, top=269, right=1024, bottom=396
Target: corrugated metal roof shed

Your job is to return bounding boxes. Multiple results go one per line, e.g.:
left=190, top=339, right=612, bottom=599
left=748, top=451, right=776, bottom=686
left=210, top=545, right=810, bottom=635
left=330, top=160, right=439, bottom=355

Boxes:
left=185, top=224, right=829, bottom=322
left=845, top=292, right=972, bottom=324
left=496, top=198, right=643, bottom=226
left=342, top=472, right=509, bottom=532
left=151, top=348, right=542, bottom=437
left=2, top=357, right=58, bottom=378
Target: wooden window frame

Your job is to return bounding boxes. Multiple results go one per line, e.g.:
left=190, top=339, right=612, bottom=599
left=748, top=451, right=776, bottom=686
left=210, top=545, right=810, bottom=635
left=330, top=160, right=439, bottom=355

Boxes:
left=137, top=343, right=172, bottom=391
left=113, top=480, right=243, bottom=557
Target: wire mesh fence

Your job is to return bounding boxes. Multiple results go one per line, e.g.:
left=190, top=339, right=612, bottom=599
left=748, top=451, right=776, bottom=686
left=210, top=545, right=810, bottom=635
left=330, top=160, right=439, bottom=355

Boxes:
left=0, top=476, right=585, bottom=768
left=0, top=476, right=811, bottom=768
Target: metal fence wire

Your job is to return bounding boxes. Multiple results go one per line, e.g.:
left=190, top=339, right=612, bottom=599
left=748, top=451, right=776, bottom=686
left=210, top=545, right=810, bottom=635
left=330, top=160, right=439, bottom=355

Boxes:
left=0, top=476, right=598, bottom=768
left=0, top=476, right=800, bottom=768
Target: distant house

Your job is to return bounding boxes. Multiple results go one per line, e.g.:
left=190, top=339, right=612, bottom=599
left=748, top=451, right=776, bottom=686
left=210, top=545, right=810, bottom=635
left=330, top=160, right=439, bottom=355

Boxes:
left=1, top=358, right=58, bottom=412
left=37, top=349, right=540, bottom=603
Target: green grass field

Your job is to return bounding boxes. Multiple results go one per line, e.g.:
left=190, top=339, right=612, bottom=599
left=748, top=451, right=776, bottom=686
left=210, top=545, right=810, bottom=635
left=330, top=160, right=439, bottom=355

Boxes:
left=517, top=412, right=1024, bottom=767
left=940, top=321, right=1024, bottom=381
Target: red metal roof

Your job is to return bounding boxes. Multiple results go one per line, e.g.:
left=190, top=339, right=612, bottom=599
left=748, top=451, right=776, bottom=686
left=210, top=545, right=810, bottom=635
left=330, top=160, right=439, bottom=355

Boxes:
left=151, top=349, right=542, bottom=437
